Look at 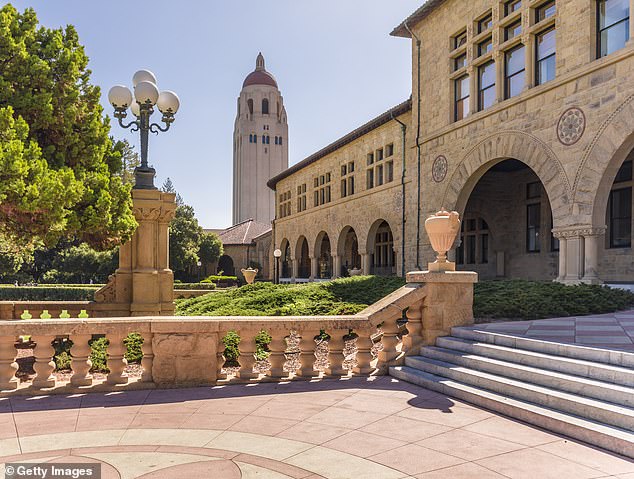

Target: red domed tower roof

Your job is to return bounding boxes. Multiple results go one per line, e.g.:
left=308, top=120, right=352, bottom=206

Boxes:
left=242, top=52, right=278, bottom=88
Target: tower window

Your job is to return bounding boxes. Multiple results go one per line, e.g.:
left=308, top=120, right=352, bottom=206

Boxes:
left=262, top=98, right=269, bottom=115
left=247, top=99, right=254, bottom=115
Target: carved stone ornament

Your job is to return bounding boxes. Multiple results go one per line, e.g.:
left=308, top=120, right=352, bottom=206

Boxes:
left=557, top=107, right=586, bottom=146
left=552, top=227, right=606, bottom=239
left=94, top=274, right=116, bottom=303
left=432, top=155, right=448, bottom=183
left=133, top=207, right=161, bottom=221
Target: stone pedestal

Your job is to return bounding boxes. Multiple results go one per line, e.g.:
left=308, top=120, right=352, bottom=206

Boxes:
left=405, top=270, right=478, bottom=346
left=94, top=189, right=176, bottom=316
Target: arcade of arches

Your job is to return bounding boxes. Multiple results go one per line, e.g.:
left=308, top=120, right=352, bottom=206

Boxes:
left=277, top=221, right=396, bottom=281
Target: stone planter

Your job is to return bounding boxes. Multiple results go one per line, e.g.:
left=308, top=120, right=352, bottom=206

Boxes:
left=241, top=268, right=258, bottom=285
left=424, top=209, right=461, bottom=272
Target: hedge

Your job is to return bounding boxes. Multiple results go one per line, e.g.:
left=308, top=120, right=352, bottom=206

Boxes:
left=0, top=286, right=97, bottom=301
left=173, top=283, right=216, bottom=290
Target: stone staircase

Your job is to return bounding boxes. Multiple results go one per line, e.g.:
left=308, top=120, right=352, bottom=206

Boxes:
left=390, top=327, right=634, bottom=459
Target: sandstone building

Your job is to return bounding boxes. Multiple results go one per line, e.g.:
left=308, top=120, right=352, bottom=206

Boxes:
left=269, top=0, right=633, bottom=285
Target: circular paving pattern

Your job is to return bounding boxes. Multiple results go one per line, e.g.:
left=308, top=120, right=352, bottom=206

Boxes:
left=432, top=155, right=448, bottom=183
left=557, top=107, right=586, bottom=145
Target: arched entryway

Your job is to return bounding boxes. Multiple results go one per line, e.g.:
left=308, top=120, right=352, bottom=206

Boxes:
left=455, top=159, right=558, bottom=280
left=367, top=220, right=395, bottom=276
left=217, top=255, right=235, bottom=276
left=315, top=231, right=332, bottom=279
left=295, top=236, right=310, bottom=279
left=338, top=226, right=360, bottom=275
left=280, top=239, right=291, bottom=279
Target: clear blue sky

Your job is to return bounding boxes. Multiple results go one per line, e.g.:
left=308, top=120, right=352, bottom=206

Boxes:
left=9, top=0, right=420, bottom=228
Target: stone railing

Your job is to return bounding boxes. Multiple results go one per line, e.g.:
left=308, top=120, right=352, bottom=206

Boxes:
left=0, top=272, right=476, bottom=395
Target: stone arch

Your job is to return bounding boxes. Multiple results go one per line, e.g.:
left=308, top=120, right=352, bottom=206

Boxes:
left=572, top=95, right=634, bottom=226
left=279, top=238, right=291, bottom=278
left=337, top=225, right=361, bottom=272
left=366, top=219, right=396, bottom=275
left=441, top=131, right=571, bottom=224
left=314, top=231, right=333, bottom=279
left=295, top=236, right=310, bottom=279
left=217, top=255, right=235, bottom=276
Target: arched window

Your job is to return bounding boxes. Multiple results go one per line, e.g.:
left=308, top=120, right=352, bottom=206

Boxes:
left=266, top=136, right=270, bottom=144
left=262, top=98, right=269, bottom=115
left=247, top=99, right=254, bottom=115
left=279, top=137, right=283, bottom=145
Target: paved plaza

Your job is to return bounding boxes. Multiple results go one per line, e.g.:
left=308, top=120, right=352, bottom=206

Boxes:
left=469, top=309, right=634, bottom=352
left=0, top=375, right=633, bottom=479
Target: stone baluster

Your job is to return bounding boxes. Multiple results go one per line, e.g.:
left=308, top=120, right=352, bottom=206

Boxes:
left=0, top=336, right=18, bottom=390
left=31, top=335, right=56, bottom=389
left=106, top=333, right=128, bottom=385
left=70, top=334, right=93, bottom=386
left=296, top=329, right=320, bottom=378
left=403, top=301, right=423, bottom=355
left=377, top=317, right=402, bottom=370
left=325, top=332, right=347, bottom=377
left=354, top=331, right=375, bottom=375
left=141, top=333, right=153, bottom=383
left=237, top=330, right=258, bottom=380
left=267, top=333, right=289, bottom=379
left=216, top=349, right=228, bottom=380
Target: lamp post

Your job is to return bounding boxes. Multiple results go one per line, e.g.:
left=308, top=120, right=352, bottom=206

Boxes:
left=197, top=260, right=202, bottom=282
left=273, top=249, right=282, bottom=284
left=108, top=70, right=180, bottom=189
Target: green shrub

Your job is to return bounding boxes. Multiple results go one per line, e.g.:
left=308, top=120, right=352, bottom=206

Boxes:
left=52, top=338, right=73, bottom=370
left=89, top=337, right=109, bottom=372
left=474, top=280, right=634, bottom=321
left=221, top=330, right=241, bottom=367
left=254, top=330, right=272, bottom=360
left=51, top=333, right=143, bottom=373
left=173, top=282, right=216, bottom=290
left=0, top=286, right=97, bottom=301
left=175, top=276, right=406, bottom=317
left=124, top=333, right=144, bottom=363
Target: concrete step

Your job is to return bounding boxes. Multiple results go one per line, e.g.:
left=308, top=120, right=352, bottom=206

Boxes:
left=421, top=346, right=634, bottom=407
left=389, top=365, right=634, bottom=460
left=451, top=327, right=634, bottom=369
left=404, top=355, right=634, bottom=431
left=435, top=336, right=634, bottom=387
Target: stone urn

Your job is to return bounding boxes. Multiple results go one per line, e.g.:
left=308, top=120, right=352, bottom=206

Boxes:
left=241, top=267, right=258, bottom=284
left=348, top=267, right=363, bottom=277
left=424, top=208, right=461, bottom=272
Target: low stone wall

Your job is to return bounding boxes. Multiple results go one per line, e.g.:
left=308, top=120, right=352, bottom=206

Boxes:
left=0, top=271, right=476, bottom=395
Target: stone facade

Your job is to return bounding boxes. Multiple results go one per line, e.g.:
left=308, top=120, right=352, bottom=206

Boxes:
left=270, top=0, right=634, bottom=284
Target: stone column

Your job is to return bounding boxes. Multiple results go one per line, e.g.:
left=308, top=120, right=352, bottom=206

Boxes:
left=565, top=235, right=583, bottom=284
left=332, top=255, right=341, bottom=279
left=582, top=228, right=605, bottom=285
left=291, top=257, right=298, bottom=282
left=554, top=228, right=594, bottom=285
left=94, top=189, right=176, bottom=316
left=310, top=256, right=318, bottom=281
left=406, top=271, right=478, bottom=346
left=361, top=253, right=371, bottom=275
left=556, top=235, right=567, bottom=282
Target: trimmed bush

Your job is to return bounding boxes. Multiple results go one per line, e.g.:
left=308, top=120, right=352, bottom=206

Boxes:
left=0, top=286, right=96, bottom=301
left=474, top=280, right=634, bottom=321
left=175, top=276, right=406, bottom=317
left=173, top=283, right=216, bottom=290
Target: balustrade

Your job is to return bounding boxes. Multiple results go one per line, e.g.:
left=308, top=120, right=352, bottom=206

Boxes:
left=296, top=329, right=320, bottom=378
left=325, top=333, right=347, bottom=377
left=31, top=335, right=56, bottom=389
left=70, top=334, right=92, bottom=386
left=266, top=334, right=290, bottom=380
left=0, top=336, right=18, bottom=390
left=237, top=330, right=258, bottom=380
left=106, top=333, right=128, bottom=385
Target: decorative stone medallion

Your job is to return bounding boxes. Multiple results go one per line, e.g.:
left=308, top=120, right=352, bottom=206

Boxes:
left=432, top=155, right=448, bottom=183
left=557, top=107, right=586, bottom=146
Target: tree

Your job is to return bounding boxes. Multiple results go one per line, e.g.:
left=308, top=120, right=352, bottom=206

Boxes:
left=113, top=139, right=140, bottom=186
left=0, top=5, right=136, bottom=251
left=169, top=204, right=203, bottom=280
left=161, top=177, right=183, bottom=206
left=199, top=232, right=223, bottom=275
left=40, top=243, right=118, bottom=284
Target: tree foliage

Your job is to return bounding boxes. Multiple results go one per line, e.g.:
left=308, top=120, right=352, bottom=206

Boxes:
left=199, top=232, right=223, bottom=265
left=0, top=5, right=136, bottom=251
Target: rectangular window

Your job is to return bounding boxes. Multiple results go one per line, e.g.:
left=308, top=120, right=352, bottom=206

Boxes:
left=467, top=218, right=477, bottom=231
left=527, top=181, right=541, bottom=199
left=341, top=179, right=347, bottom=198
left=376, top=164, right=384, bottom=186
left=478, top=37, right=493, bottom=57
left=505, top=44, right=526, bottom=99
left=505, top=20, right=522, bottom=41
left=478, top=61, right=496, bottom=111
left=367, top=153, right=374, bottom=165
left=367, top=169, right=374, bottom=189
left=314, top=191, right=319, bottom=207
left=455, top=75, right=470, bottom=121
left=349, top=161, right=355, bottom=173
left=348, top=176, right=355, bottom=195
left=481, top=233, right=489, bottom=263
left=466, top=235, right=477, bottom=264
left=341, top=165, right=347, bottom=176
left=325, top=186, right=331, bottom=203
left=478, top=13, right=493, bottom=33
left=536, top=27, right=556, bottom=85
left=454, top=53, right=467, bottom=70
left=598, top=0, right=630, bottom=58
left=505, top=0, right=522, bottom=16
left=609, top=187, right=632, bottom=247
left=527, top=203, right=541, bottom=252
left=314, top=177, right=319, bottom=188
left=454, top=30, right=467, bottom=49
left=386, top=161, right=394, bottom=183
left=376, top=148, right=384, bottom=161
left=386, top=144, right=394, bottom=157
left=536, top=0, right=556, bottom=22
left=615, top=160, right=633, bottom=182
